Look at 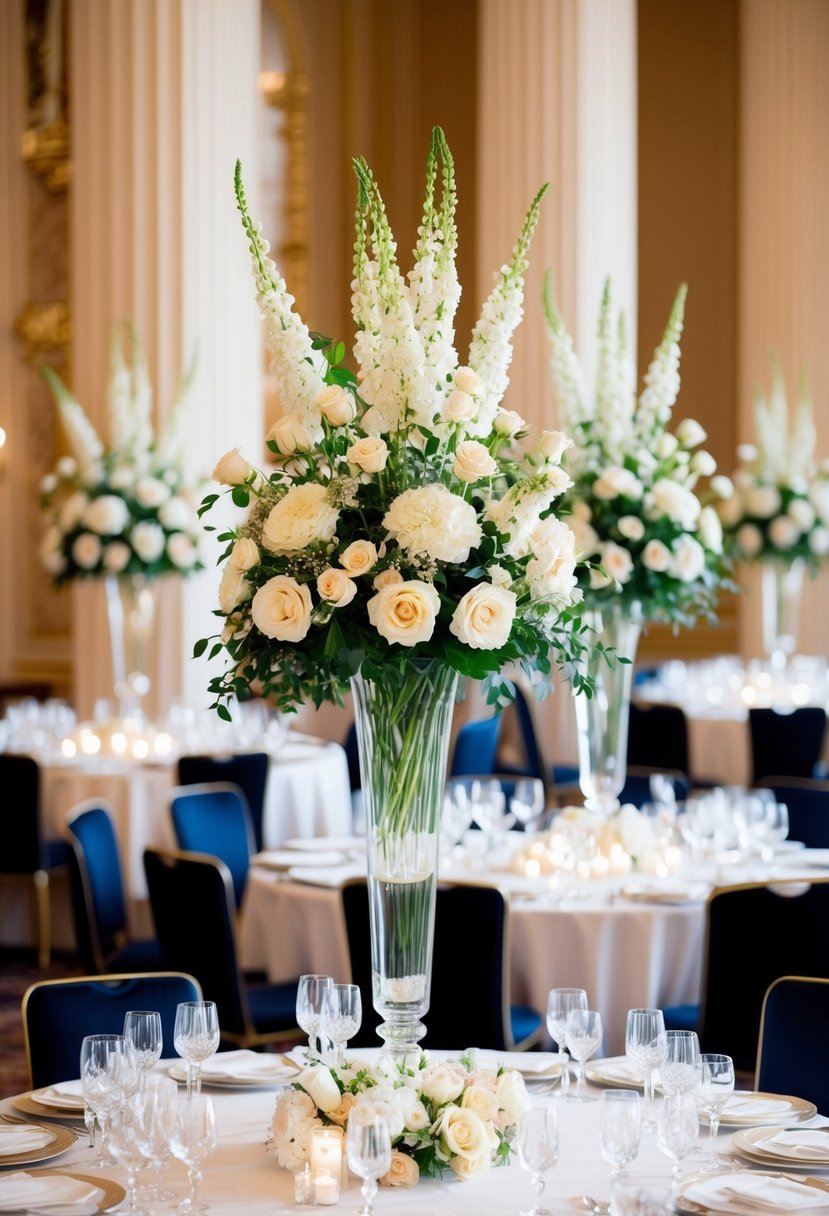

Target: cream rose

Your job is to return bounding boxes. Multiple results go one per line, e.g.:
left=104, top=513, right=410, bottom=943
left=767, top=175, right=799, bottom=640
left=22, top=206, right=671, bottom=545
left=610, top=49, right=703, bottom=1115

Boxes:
left=230, top=537, right=259, bottom=570
left=537, top=430, right=572, bottom=464
left=135, top=476, right=170, bottom=508
left=698, top=505, right=723, bottom=554
left=736, top=523, right=763, bottom=556
left=317, top=384, right=356, bottom=426
left=436, top=1106, right=490, bottom=1160
left=460, top=1085, right=498, bottom=1123
left=716, top=493, right=743, bottom=527
left=453, top=366, right=483, bottom=396
left=676, top=418, right=707, bottom=448
left=103, top=541, right=131, bottom=574
left=745, top=485, right=781, bottom=519
left=383, top=485, right=482, bottom=564
left=492, top=409, right=525, bottom=437
left=788, top=499, right=815, bottom=531
left=593, top=466, right=643, bottom=501
left=617, top=515, right=645, bottom=542
left=267, top=414, right=314, bottom=454
left=443, top=388, right=477, bottom=424
left=671, top=534, right=706, bottom=582
left=450, top=1150, right=491, bottom=1180
left=453, top=441, right=498, bottom=484
left=72, top=532, right=101, bottom=569
left=296, top=1065, right=342, bottom=1114
left=219, top=563, right=249, bottom=614
left=131, top=521, right=165, bottom=562
left=262, top=483, right=340, bottom=555
left=380, top=1150, right=419, bottom=1189
left=600, top=541, right=634, bottom=585
left=212, top=447, right=255, bottom=485
left=167, top=533, right=199, bottom=569
left=367, top=580, right=440, bottom=647
left=419, top=1065, right=466, bottom=1108
left=768, top=515, right=800, bottom=549
left=340, top=540, right=378, bottom=576
left=251, top=575, right=313, bottom=642
left=372, top=568, right=403, bottom=590
left=642, top=538, right=671, bottom=572
left=568, top=517, right=600, bottom=558
left=347, top=436, right=389, bottom=474
left=83, top=495, right=130, bottom=535
left=449, top=584, right=516, bottom=650
left=494, top=1069, right=529, bottom=1124
left=317, top=567, right=357, bottom=606
left=326, top=1093, right=356, bottom=1126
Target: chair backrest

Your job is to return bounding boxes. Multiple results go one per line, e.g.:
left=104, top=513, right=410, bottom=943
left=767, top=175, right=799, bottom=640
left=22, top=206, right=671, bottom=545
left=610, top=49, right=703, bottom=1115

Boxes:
left=627, top=702, right=690, bottom=776
left=495, top=683, right=550, bottom=799
left=0, top=753, right=45, bottom=873
left=168, top=783, right=254, bottom=906
left=699, top=878, right=829, bottom=1074
left=757, top=777, right=829, bottom=848
left=176, top=752, right=270, bottom=852
left=341, top=878, right=513, bottom=1051
left=450, top=714, right=502, bottom=778
left=64, top=800, right=130, bottom=973
left=755, top=976, right=829, bottom=1114
left=143, top=846, right=253, bottom=1043
left=343, top=721, right=361, bottom=792
left=749, top=707, right=827, bottom=784
left=22, top=971, right=202, bottom=1089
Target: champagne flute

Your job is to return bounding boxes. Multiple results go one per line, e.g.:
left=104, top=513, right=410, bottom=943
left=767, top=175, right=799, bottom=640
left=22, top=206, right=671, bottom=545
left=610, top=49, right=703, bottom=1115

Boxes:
left=346, top=1109, right=391, bottom=1216
left=319, top=982, right=361, bottom=1070
left=517, top=1106, right=559, bottom=1216
left=661, top=1030, right=702, bottom=1096
left=625, top=1007, right=668, bottom=1131
left=173, top=1001, right=220, bottom=1101
left=169, top=1093, right=217, bottom=1213
left=123, top=1009, right=163, bottom=1094
left=565, top=1008, right=603, bottom=1101
left=546, top=987, right=588, bottom=1094
left=696, top=1053, right=735, bottom=1169
left=657, top=1092, right=699, bottom=1192
left=296, top=974, right=333, bottom=1060
left=600, top=1089, right=642, bottom=1179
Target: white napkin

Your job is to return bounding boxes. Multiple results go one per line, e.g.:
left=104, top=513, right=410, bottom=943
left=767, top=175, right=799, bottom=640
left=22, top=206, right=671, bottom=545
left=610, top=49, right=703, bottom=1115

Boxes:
left=475, top=1051, right=562, bottom=1077
left=30, top=1080, right=86, bottom=1111
left=0, top=1171, right=101, bottom=1211
left=684, top=1171, right=829, bottom=1212
left=0, top=1126, right=54, bottom=1155
left=283, top=836, right=364, bottom=855
left=755, top=1130, right=829, bottom=1160
left=592, top=1058, right=645, bottom=1085
left=198, top=1049, right=297, bottom=1082
left=724, top=1094, right=789, bottom=1118
left=286, top=864, right=364, bottom=888
left=253, top=849, right=345, bottom=871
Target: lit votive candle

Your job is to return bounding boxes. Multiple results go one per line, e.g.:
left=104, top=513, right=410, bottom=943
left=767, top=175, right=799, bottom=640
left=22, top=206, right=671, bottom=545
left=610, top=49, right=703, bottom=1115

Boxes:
left=524, top=858, right=541, bottom=879
left=591, top=854, right=610, bottom=879
left=313, top=1172, right=339, bottom=1206
left=309, top=1127, right=343, bottom=1181
left=608, top=843, right=632, bottom=876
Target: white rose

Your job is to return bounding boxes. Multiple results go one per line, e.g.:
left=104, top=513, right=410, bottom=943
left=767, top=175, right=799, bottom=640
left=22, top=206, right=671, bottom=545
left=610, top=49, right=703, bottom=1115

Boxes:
left=570, top=500, right=592, bottom=521
left=219, top=564, right=248, bottom=614
left=72, top=532, right=102, bottom=569
left=449, top=584, right=516, bottom=650
left=648, top=478, right=701, bottom=528
left=593, top=466, right=643, bottom=500
left=525, top=517, right=579, bottom=600
left=230, top=537, right=259, bottom=570
left=690, top=450, right=717, bottom=477
left=443, top=388, right=477, bottom=424
left=340, top=540, right=378, bottom=576
left=372, top=568, right=403, bottom=590
left=83, top=495, right=131, bottom=535
left=654, top=432, right=679, bottom=459
left=745, top=485, right=781, bottom=519
left=450, top=1150, right=491, bottom=1180
left=383, top=485, right=482, bottom=564
left=380, top=1150, right=419, bottom=1188
left=809, top=526, right=829, bottom=556
left=736, top=522, right=764, bottom=556
left=642, top=538, right=671, bottom=572
left=492, top=409, right=525, bottom=437
left=453, top=366, right=483, bottom=396
left=262, top=483, right=340, bottom=555
left=494, top=1069, right=529, bottom=1124
left=537, top=430, right=572, bottom=464
left=212, top=447, right=255, bottom=485
left=158, top=496, right=194, bottom=531
left=419, top=1064, right=466, bottom=1108
left=809, top=482, right=829, bottom=523
left=768, top=515, right=800, bottom=549
left=103, top=541, right=131, bottom=574
left=788, top=499, right=815, bottom=531
left=267, top=414, right=314, bottom=454
left=135, top=476, right=170, bottom=508
left=676, top=418, right=707, bottom=448
left=297, top=1065, right=342, bottom=1113
left=671, top=534, right=707, bottom=582
left=347, top=436, right=389, bottom=473
left=317, top=567, right=357, bottom=606
left=617, top=515, right=645, bottom=542
left=710, top=475, right=734, bottom=499
left=167, top=532, right=199, bottom=569
left=317, top=384, right=356, bottom=427
left=737, top=443, right=758, bottom=463
left=487, top=564, right=512, bottom=589
left=251, top=575, right=313, bottom=642
left=131, top=521, right=165, bottom=562
left=436, top=1105, right=490, bottom=1160
left=460, top=1085, right=498, bottom=1123
left=600, top=541, right=634, bottom=585
left=366, top=580, right=440, bottom=647
left=453, top=441, right=498, bottom=484
left=698, top=505, right=723, bottom=554
left=568, top=517, right=600, bottom=558
left=717, top=493, right=743, bottom=527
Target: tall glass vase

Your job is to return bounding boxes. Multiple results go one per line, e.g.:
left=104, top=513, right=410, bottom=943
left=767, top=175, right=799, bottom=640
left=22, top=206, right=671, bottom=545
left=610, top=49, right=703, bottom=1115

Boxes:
left=105, top=573, right=159, bottom=720
left=574, top=601, right=643, bottom=816
left=350, top=659, right=459, bottom=1064
left=761, top=557, right=804, bottom=670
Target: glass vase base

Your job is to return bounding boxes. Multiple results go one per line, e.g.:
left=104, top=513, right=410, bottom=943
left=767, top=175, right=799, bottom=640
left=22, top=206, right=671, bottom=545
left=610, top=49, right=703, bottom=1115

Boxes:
left=375, top=1018, right=426, bottom=1069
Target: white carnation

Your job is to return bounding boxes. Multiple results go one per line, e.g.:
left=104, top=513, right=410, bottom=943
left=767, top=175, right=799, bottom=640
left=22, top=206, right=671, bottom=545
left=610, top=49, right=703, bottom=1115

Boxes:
left=383, top=485, right=482, bottom=564
left=262, top=483, right=340, bottom=555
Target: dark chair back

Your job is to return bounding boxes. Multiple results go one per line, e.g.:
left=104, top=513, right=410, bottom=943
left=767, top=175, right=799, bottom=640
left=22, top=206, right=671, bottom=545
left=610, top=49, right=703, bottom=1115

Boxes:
left=450, top=715, right=502, bottom=777
left=177, top=752, right=270, bottom=852
left=22, top=971, right=201, bottom=1089
left=65, top=801, right=135, bottom=973
left=757, top=777, right=829, bottom=848
left=699, top=878, right=829, bottom=1074
left=343, top=722, right=361, bottom=793
left=168, top=783, right=254, bottom=906
left=496, top=683, right=550, bottom=800
left=627, top=703, right=690, bottom=776
left=756, top=976, right=829, bottom=1114
left=620, top=766, right=690, bottom=809
left=749, top=707, right=827, bottom=784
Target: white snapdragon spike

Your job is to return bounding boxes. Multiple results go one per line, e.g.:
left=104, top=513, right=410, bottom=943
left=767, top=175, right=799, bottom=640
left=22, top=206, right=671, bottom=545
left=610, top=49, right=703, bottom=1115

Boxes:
left=105, top=331, right=134, bottom=454
left=235, top=163, right=326, bottom=430
left=41, top=367, right=104, bottom=478
left=634, top=282, right=686, bottom=444
left=791, top=388, right=818, bottom=481
left=126, top=325, right=155, bottom=461
left=594, top=279, right=635, bottom=465
left=467, top=183, right=549, bottom=437
left=541, top=273, right=593, bottom=473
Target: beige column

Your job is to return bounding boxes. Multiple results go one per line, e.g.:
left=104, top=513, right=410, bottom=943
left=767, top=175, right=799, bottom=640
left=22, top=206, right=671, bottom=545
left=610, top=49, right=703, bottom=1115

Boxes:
left=738, top=0, right=829, bottom=662
left=70, top=0, right=263, bottom=719
left=476, top=0, right=638, bottom=772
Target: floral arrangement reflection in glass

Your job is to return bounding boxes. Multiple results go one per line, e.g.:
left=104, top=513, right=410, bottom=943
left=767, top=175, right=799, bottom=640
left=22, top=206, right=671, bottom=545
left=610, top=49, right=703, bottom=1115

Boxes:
left=268, top=1051, right=529, bottom=1185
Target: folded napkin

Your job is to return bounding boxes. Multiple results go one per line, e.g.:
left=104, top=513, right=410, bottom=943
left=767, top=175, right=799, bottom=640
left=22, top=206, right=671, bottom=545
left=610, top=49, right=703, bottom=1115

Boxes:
left=476, top=1051, right=562, bottom=1077
left=0, top=1171, right=101, bottom=1211
left=684, top=1172, right=829, bottom=1212
left=198, top=1049, right=297, bottom=1082
left=724, top=1094, right=789, bottom=1118
left=755, top=1130, right=829, bottom=1160
left=30, top=1081, right=85, bottom=1111
left=286, top=864, right=365, bottom=888
left=0, top=1126, right=54, bottom=1155
left=282, top=835, right=364, bottom=855
left=591, top=1058, right=645, bottom=1085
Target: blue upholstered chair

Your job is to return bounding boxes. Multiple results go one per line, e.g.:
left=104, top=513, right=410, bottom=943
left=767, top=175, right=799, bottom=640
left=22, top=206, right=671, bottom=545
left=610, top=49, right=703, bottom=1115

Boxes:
left=65, top=800, right=162, bottom=975
left=757, top=777, right=829, bottom=848
left=22, top=971, right=201, bottom=1089
left=143, top=846, right=299, bottom=1048
left=749, top=707, right=827, bottom=784
left=756, top=976, right=829, bottom=1114
left=627, top=702, right=690, bottom=778
left=176, top=752, right=270, bottom=853
left=0, top=753, right=72, bottom=968
left=168, top=783, right=255, bottom=907
left=450, top=714, right=502, bottom=778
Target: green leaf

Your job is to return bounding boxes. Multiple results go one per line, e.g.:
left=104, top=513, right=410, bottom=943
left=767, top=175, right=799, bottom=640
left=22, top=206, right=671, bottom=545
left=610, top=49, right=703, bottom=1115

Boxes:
left=231, top=485, right=250, bottom=508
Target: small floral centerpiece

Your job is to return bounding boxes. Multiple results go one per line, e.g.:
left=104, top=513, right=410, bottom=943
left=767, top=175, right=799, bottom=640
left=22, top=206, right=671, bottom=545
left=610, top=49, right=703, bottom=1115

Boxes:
left=269, top=1053, right=529, bottom=1184
left=716, top=353, right=829, bottom=567
left=510, top=803, right=663, bottom=879
left=39, top=327, right=204, bottom=583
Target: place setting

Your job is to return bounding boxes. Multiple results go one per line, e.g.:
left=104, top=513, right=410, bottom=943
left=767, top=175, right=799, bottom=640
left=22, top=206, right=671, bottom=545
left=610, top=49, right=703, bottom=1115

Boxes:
left=0, top=1119, right=76, bottom=1168
left=731, top=1125, right=829, bottom=1170
left=0, top=1168, right=125, bottom=1214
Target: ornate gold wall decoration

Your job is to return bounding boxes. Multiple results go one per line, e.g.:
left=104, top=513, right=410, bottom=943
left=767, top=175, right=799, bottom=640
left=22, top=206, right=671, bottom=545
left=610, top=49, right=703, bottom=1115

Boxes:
left=13, top=300, right=71, bottom=361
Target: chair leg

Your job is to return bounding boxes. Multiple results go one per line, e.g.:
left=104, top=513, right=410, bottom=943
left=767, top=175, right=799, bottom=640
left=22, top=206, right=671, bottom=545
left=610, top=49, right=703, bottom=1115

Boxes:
left=33, top=871, right=51, bottom=970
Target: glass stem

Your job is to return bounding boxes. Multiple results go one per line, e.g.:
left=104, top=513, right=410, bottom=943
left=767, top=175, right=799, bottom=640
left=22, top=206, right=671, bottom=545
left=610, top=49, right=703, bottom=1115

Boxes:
left=710, top=1112, right=720, bottom=1144
left=186, top=1060, right=194, bottom=1103
left=559, top=1050, right=570, bottom=1090
left=189, top=1164, right=201, bottom=1209
left=644, top=1071, right=655, bottom=1126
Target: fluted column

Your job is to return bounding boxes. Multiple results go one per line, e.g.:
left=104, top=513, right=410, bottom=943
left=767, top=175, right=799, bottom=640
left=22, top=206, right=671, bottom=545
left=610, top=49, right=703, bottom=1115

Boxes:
left=70, top=0, right=262, bottom=718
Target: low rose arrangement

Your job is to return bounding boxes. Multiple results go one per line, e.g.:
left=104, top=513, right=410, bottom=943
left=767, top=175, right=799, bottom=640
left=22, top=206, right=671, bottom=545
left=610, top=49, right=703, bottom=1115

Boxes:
left=268, top=1053, right=529, bottom=1183
left=39, top=326, right=204, bottom=583
left=553, top=803, right=657, bottom=866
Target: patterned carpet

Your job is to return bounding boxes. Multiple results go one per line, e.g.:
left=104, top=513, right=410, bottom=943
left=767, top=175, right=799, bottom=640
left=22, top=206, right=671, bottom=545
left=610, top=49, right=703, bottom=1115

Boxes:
left=0, top=949, right=84, bottom=1097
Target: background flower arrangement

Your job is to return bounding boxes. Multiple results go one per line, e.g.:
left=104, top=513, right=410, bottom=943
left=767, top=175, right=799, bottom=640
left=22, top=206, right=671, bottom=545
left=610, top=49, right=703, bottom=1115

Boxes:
left=199, top=128, right=600, bottom=717
left=543, top=275, right=733, bottom=627
left=269, top=1053, right=528, bottom=1184
left=39, top=326, right=204, bottom=583
left=716, top=352, right=829, bottom=568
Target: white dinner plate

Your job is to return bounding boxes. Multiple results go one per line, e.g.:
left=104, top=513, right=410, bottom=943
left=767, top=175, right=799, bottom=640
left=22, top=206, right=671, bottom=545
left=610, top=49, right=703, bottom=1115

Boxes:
left=28, top=1081, right=86, bottom=1113
left=676, top=1168, right=829, bottom=1214
left=731, top=1125, right=829, bottom=1167
left=0, top=1169, right=125, bottom=1212
left=282, top=835, right=365, bottom=854
left=252, top=849, right=346, bottom=871
left=716, top=1091, right=817, bottom=1127
left=585, top=1056, right=646, bottom=1089
left=0, top=1123, right=75, bottom=1168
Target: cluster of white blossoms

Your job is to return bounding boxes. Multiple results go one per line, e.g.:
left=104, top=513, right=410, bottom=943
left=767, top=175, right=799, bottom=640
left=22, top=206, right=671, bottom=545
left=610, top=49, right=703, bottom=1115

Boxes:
left=268, top=1053, right=529, bottom=1184
left=39, top=329, right=204, bottom=584
left=717, top=353, right=829, bottom=567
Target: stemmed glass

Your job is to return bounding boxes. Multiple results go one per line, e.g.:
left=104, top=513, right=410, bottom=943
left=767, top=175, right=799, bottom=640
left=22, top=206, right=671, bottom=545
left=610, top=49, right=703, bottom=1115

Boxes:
left=599, top=1089, right=642, bottom=1179
left=511, top=779, right=546, bottom=833
left=124, top=1010, right=163, bottom=1094
left=625, top=1008, right=668, bottom=1131
left=346, top=1108, right=392, bottom=1216
left=80, top=1033, right=138, bottom=1167
left=516, top=1106, right=559, bottom=1216
left=565, top=1008, right=603, bottom=1101
left=696, top=1053, right=735, bottom=1170
left=320, top=982, right=361, bottom=1070
left=169, top=1093, right=217, bottom=1213
left=134, top=1073, right=180, bottom=1204
left=296, top=974, right=333, bottom=1061
left=173, top=1001, right=220, bottom=1101
left=104, top=1096, right=154, bottom=1214
left=657, top=1092, right=699, bottom=1193
left=546, top=987, right=588, bottom=1095
left=661, top=1030, right=702, bottom=1096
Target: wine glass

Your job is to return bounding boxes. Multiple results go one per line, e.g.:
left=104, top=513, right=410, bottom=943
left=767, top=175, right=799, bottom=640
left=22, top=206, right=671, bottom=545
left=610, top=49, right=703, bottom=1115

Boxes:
left=104, top=1094, right=154, bottom=1213
left=565, top=1008, right=603, bottom=1101
left=661, top=1030, right=702, bottom=1096
left=625, top=1007, right=668, bottom=1131
left=546, top=987, right=588, bottom=1095
left=169, top=1093, right=217, bottom=1213
left=696, top=1053, right=735, bottom=1170
left=599, top=1089, right=641, bottom=1179
left=320, top=982, right=361, bottom=1070
left=657, top=1092, right=699, bottom=1192
left=296, top=974, right=333, bottom=1060
left=133, top=1073, right=180, bottom=1203
left=516, top=1105, right=559, bottom=1216
left=346, top=1108, right=392, bottom=1216
left=511, top=778, right=546, bottom=832
left=80, top=1033, right=138, bottom=1167
left=173, top=1001, right=220, bottom=1101
left=123, top=1010, right=163, bottom=1093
